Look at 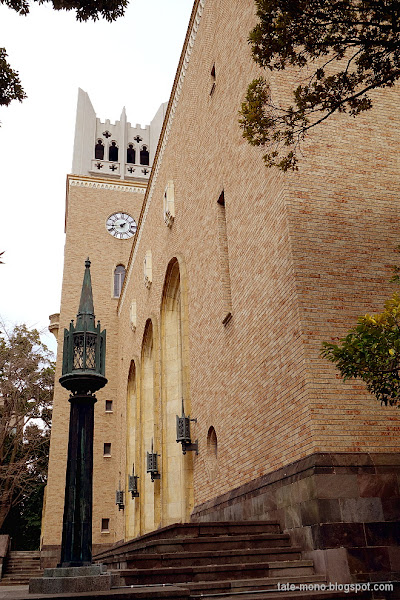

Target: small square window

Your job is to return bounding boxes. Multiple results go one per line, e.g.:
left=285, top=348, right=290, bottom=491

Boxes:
left=101, top=518, right=110, bottom=532
left=103, top=443, right=111, bottom=456
left=105, top=400, right=113, bottom=412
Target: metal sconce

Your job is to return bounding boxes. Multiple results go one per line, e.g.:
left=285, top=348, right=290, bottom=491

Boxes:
left=128, top=464, right=139, bottom=498
left=146, top=439, right=160, bottom=482
left=115, top=482, right=124, bottom=511
left=176, top=399, right=198, bottom=455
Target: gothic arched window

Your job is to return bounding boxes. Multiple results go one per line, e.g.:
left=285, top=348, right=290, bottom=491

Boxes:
left=140, top=145, right=149, bottom=166
left=109, top=141, right=119, bottom=162
left=127, top=144, right=136, bottom=164
left=114, top=265, right=126, bottom=298
left=95, top=139, right=104, bottom=160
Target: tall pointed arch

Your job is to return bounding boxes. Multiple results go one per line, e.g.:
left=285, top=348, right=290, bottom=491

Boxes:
left=140, top=320, right=160, bottom=533
left=160, top=257, right=193, bottom=525
left=125, top=360, right=140, bottom=539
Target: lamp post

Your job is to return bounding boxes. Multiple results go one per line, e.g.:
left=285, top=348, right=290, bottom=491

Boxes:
left=58, top=259, right=107, bottom=567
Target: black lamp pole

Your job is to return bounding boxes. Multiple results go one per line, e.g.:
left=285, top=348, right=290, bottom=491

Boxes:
left=58, top=259, right=107, bottom=567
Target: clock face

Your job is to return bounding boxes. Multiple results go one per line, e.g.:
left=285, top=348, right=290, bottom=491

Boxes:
left=106, top=213, right=137, bottom=239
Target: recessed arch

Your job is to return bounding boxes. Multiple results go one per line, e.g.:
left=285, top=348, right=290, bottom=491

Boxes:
left=140, top=320, right=160, bottom=533
left=126, top=360, right=140, bottom=539
left=160, top=257, right=193, bottom=526
left=109, top=140, right=119, bottom=161
left=207, top=426, right=218, bottom=457
left=95, top=139, right=104, bottom=160
left=140, top=145, right=149, bottom=166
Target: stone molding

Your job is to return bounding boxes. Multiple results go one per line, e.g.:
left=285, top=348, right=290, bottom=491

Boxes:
left=69, top=178, right=146, bottom=194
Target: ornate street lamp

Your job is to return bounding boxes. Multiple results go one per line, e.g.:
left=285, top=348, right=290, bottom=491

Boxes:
left=58, top=259, right=107, bottom=567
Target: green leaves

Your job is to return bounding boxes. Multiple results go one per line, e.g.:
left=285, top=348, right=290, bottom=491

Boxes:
left=241, top=0, right=400, bottom=170
left=0, top=321, right=55, bottom=531
left=0, top=48, right=26, bottom=108
left=321, top=294, right=400, bottom=406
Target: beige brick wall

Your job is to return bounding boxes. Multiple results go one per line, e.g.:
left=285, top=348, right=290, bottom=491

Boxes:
left=42, top=177, right=146, bottom=547
left=116, top=0, right=400, bottom=517
left=44, top=0, right=400, bottom=547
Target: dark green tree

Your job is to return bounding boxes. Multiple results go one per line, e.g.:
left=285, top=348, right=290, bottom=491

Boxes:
left=0, top=0, right=128, bottom=111
left=239, top=0, right=400, bottom=171
left=0, top=322, right=54, bottom=534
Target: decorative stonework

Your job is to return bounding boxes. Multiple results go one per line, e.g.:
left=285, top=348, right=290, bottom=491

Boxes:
left=130, top=301, right=137, bottom=331
left=69, top=179, right=146, bottom=194
left=119, top=0, right=205, bottom=309
left=144, top=250, right=152, bottom=289
left=163, top=181, right=175, bottom=227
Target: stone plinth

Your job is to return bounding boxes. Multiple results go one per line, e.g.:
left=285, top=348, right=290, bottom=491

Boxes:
left=29, top=564, right=112, bottom=595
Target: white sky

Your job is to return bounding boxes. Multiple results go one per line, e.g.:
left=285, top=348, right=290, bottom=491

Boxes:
left=0, top=0, right=193, bottom=355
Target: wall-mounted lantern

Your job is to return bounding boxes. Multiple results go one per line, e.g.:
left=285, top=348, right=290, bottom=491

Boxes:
left=128, top=464, right=139, bottom=498
left=146, top=439, right=160, bottom=482
left=176, top=399, right=198, bottom=455
left=115, top=482, right=124, bottom=511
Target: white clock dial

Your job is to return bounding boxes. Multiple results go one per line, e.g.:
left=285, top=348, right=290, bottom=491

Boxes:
left=106, top=213, right=137, bottom=239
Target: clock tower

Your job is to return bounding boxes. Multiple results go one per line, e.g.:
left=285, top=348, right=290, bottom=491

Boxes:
left=41, top=90, right=166, bottom=562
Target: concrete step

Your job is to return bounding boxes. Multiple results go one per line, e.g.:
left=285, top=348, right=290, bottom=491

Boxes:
left=94, top=523, right=283, bottom=562
left=120, top=547, right=302, bottom=569
left=6, top=562, right=41, bottom=569
left=188, top=592, right=372, bottom=600
left=115, top=559, right=315, bottom=585
left=107, top=533, right=292, bottom=558
left=10, top=584, right=192, bottom=600
left=9, top=551, right=40, bottom=558
left=184, top=574, right=327, bottom=595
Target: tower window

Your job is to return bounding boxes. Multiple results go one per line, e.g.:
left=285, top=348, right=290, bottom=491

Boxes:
left=114, top=265, right=126, bottom=298
left=109, top=141, right=119, bottom=162
left=127, top=144, right=136, bottom=164
left=104, top=443, right=111, bottom=456
left=95, top=139, right=104, bottom=160
left=140, top=145, right=149, bottom=166
left=105, top=400, right=113, bottom=412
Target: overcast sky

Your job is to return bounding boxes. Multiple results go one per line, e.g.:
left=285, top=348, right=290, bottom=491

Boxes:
left=0, top=0, right=193, bottom=355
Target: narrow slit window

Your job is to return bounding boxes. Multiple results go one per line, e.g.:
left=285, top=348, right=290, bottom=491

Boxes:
left=105, top=400, right=113, bottom=412
left=210, top=63, right=216, bottom=95
left=217, top=191, right=232, bottom=323
left=104, top=443, right=111, bottom=456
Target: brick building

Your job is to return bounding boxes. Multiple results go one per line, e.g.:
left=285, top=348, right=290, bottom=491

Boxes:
left=42, top=0, right=400, bottom=583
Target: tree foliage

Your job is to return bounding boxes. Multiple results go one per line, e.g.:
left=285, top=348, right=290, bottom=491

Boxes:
left=0, top=0, right=128, bottom=113
left=0, top=48, right=26, bottom=107
left=321, top=294, right=400, bottom=406
left=0, top=322, right=54, bottom=531
left=239, top=0, right=400, bottom=170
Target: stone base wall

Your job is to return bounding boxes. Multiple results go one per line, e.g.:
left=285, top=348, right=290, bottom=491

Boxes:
left=191, top=453, right=400, bottom=583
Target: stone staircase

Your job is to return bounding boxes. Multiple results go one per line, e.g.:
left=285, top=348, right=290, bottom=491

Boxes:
left=0, top=550, right=42, bottom=585
left=94, top=521, right=330, bottom=597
